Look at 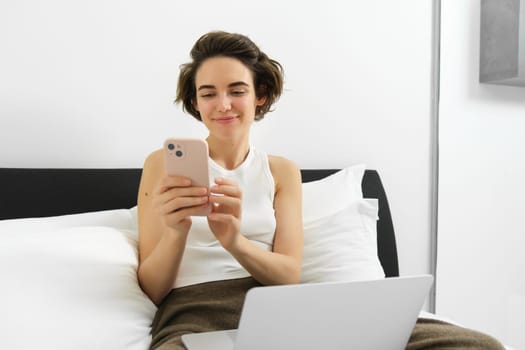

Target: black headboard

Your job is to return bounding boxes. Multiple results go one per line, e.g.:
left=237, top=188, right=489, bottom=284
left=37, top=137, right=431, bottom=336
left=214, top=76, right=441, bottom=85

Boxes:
left=0, top=168, right=399, bottom=277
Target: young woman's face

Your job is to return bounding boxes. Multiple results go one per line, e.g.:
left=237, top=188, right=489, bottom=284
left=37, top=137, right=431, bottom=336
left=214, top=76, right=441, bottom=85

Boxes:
left=193, top=56, right=265, bottom=141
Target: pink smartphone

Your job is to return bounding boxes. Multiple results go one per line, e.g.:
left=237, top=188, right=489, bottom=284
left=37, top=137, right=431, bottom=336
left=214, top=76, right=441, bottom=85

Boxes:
left=164, top=138, right=210, bottom=216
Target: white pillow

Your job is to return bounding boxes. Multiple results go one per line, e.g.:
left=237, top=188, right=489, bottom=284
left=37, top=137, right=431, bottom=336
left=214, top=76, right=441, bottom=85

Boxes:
left=302, top=164, right=365, bottom=221
left=301, top=165, right=385, bottom=283
left=0, top=208, right=135, bottom=235
left=0, top=211, right=156, bottom=350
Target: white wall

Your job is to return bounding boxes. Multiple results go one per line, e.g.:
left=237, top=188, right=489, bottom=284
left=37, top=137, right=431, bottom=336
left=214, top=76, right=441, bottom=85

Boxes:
left=0, top=1, right=433, bottom=289
left=438, top=1, right=525, bottom=348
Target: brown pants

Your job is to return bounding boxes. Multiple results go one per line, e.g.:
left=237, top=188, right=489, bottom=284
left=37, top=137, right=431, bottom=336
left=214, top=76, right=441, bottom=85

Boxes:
left=150, top=278, right=505, bottom=350
left=150, top=277, right=261, bottom=350
left=408, top=318, right=505, bottom=350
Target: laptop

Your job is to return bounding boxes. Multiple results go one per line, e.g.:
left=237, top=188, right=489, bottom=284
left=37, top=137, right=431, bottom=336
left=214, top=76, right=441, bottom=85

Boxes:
left=182, top=274, right=433, bottom=350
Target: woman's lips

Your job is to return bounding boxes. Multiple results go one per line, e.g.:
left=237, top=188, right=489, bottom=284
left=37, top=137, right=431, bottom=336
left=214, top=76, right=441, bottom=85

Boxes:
left=214, top=116, right=238, bottom=124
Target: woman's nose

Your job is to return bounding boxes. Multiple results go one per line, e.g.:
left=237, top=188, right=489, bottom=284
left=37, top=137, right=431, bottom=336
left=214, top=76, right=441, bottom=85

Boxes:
left=217, top=94, right=232, bottom=112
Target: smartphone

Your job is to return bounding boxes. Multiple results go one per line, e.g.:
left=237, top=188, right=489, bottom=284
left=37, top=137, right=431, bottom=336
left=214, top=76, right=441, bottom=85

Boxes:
left=164, top=138, right=210, bottom=216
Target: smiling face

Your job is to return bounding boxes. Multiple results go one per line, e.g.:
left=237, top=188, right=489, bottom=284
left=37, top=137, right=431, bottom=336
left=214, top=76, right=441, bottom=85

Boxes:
left=194, top=56, right=266, bottom=142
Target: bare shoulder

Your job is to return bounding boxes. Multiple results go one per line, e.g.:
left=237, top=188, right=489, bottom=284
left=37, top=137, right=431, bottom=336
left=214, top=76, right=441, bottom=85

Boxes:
left=268, top=155, right=300, bottom=174
left=138, top=149, right=165, bottom=198
left=143, top=149, right=164, bottom=171
left=267, top=155, right=302, bottom=189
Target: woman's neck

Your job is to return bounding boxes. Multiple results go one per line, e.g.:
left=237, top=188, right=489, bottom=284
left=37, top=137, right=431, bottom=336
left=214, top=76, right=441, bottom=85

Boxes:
left=206, top=136, right=250, bottom=170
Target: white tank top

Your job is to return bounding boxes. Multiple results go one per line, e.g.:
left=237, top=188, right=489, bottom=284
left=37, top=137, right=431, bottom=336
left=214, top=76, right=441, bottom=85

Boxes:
left=173, top=147, right=276, bottom=288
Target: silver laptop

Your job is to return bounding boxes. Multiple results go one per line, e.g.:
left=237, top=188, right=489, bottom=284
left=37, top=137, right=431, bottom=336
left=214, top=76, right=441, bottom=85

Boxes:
left=182, top=275, right=433, bottom=350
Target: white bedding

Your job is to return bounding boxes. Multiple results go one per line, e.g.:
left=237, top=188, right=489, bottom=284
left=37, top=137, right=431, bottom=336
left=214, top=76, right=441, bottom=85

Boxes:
left=0, top=211, right=155, bottom=350
left=0, top=169, right=512, bottom=349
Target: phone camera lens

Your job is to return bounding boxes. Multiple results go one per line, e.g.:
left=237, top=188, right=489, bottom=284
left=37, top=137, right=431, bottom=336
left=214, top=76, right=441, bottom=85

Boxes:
left=176, top=150, right=183, bottom=157
left=167, top=143, right=175, bottom=151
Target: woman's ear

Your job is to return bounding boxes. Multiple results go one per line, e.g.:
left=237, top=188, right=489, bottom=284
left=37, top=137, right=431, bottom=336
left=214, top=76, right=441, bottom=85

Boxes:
left=256, top=85, right=267, bottom=106
left=256, top=96, right=267, bottom=106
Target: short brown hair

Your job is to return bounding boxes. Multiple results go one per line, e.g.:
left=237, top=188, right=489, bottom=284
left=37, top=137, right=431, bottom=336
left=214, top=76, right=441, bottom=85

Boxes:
left=175, top=31, right=284, bottom=121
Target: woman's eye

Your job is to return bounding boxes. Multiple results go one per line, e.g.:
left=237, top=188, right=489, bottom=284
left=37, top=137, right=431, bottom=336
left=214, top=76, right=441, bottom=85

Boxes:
left=200, top=93, right=215, bottom=98
left=231, top=90, right=246, bottom=96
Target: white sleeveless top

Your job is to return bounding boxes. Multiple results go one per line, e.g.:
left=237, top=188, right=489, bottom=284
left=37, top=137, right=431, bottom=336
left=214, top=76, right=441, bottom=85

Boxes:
left=173, top=147, right=277, bottom=288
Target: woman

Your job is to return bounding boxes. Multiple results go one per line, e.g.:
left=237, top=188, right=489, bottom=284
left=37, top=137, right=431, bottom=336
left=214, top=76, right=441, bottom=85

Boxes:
left=137, top=31, right=303, bottom=349
left=137, top=30, right=505, bottom=350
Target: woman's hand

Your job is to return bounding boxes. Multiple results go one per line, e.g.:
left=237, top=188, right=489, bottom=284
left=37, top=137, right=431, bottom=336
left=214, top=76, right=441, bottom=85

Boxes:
left=207, top=178, right=242, bottom=251
left=152, top=175, right=209, bottom=236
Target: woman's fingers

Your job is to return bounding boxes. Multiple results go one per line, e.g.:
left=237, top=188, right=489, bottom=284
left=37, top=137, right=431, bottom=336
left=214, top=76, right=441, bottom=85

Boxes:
left=156, top=175, right=191, bottom=194
left=151, top=175, right=209, bottom=230
left=161, top=186, right=208, bottom=202
left=209, top=178, right=242, bottom=216
left=209, top=193, right=240, bottom=210
left=210, top=178, right=242, bottom=198
left=163, top=203, right=210, bottom=226
left=161, top=195, right=209, bottom=215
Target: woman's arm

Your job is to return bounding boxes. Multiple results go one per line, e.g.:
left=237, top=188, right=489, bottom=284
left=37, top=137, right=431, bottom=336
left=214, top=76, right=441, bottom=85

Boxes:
left=207, top=156, right=303, bottom=285
left=137, top=150, right=209, bottom=305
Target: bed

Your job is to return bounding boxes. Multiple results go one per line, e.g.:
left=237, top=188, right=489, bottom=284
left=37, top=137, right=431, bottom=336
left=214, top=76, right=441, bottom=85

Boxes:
left=0, top=166, right=511, bottom=350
